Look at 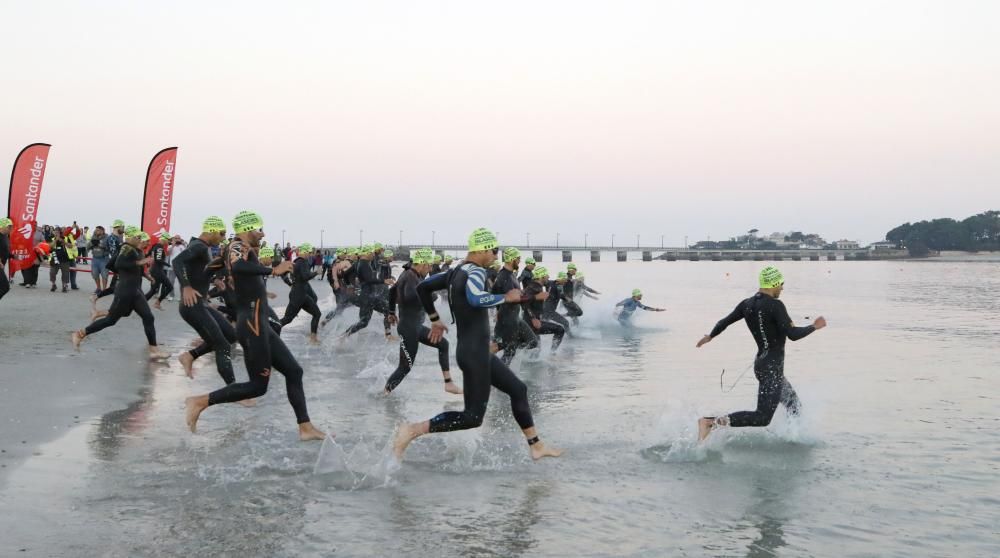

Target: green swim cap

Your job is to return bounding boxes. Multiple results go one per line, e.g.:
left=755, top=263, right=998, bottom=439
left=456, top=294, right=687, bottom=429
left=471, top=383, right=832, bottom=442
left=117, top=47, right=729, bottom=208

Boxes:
left=575, top=274, right=584, bottom=281
left=336, top=248, right=346, bottom=256
left=383, top=249, right=394, bottom=258
left=632, top=289, right=642, bottom=297
left=503, top=247, right=521, bottom=263
left=557, top=271, right=568, bottom=280
left=202, top=216, right=226, bottom=234
left=138, top=232, right=150, bottom=242
left=0, top=217, right=12, bottom=228
left=759, top=266, right=784, bottom=289
left=533, top=266, right=549, bottom=279
left=159, top=232, right=172, bottom=242
left=299, top=243, right=314, bottom=254
left=259, top=246, right=275, bottom=258
left=232, top=210, right=264, bottom=234
left=124, top=225, right=141, bottom=238
left=112, top=219, right=125, bottom=228
left=468, top=228, right=498, bottom=252
left=525, top=257, right=536, bottom=265
left=411, top=248, right=434, bottom=265
left=445, top=256, right=454, bottom=262
left=567, top=263, right=577, bottom=270
left=361, top=244, right=374, bottom=254
left=373, top=242, right=383, bottom=250
left=434, top=254, right=443, bottom=263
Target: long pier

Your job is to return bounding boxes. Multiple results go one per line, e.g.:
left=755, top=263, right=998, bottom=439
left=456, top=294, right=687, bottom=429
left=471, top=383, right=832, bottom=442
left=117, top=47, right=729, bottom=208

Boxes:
left=395, top=246, right=909, bottom=262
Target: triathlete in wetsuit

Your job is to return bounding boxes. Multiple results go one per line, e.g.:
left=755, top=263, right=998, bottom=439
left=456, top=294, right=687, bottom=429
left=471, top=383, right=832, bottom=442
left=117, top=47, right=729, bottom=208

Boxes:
left=185, top=211, right=325, bottom=441
left=393, top=228, right=562, bottom=462
left=542, top=273, right=573, bottom=334
left=614, top=289, right=665, bottom=325
left=343, top=246, right=394, bottom=339
left=521, top=267, right=565, bottom=353
left=491, top=247, right=541, bottom=365
left=73, top=228, right=164, bottom=359
left=279, top=242, right=323, bottom=343
left=145, top=233, right=174, bottom=309
left=440, top=255, right=453, bottom=273
left=383, top=248, right=461, bottom=395
left=518, top=257, right=536, bottom=289
left=560, top=263, right=584, bottom=324
left=695, top=266, right=827, bottom=441
left=174, top=217, right=238, bottom=382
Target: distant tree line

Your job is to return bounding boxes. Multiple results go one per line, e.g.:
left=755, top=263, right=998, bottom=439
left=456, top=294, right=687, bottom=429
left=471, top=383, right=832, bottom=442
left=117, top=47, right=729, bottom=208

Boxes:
left=886, top=210, right=1000, bottom=256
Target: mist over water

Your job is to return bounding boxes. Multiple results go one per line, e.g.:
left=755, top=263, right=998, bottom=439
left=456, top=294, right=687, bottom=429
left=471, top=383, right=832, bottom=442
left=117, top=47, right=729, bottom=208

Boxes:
left=2, top=259, right=998, bottom=556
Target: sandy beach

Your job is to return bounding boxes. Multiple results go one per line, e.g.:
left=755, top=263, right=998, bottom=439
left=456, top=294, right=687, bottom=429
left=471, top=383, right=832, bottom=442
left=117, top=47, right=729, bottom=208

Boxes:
left=0, top=270, right=287, bottom=490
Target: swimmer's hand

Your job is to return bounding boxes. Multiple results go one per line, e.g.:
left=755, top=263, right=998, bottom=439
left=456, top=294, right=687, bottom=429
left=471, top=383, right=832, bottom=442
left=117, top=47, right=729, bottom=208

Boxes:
left=535, top=291, right=549, bottom=301
left=813, top=316, right=827, bottom=330
left=503, top=289, right=523, bottom=303
left=428, top=321, right=449, bottom=343
left=696, top=334, right=712, bottom=348
left=181, top=286, right=201, bottom=307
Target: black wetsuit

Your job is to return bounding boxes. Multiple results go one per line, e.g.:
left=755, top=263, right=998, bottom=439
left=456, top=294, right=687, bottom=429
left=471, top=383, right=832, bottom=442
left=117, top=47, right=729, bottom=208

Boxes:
left=383, top=268, right=450, bottom=393
left=144, top=243, right=173, bottom=302
left=561, top=278, right=583, bottom=322
left=345, top=258, right=392, bottom=336
left=280, top=257, right=322, bottom=334
left=709, top=292, right=815, bottom=427
left=85, top=244, right=157, bottom=345
left=0, top=232, right=10, bottom=300
left=518, top=266, right=534, bottom=289
left=543, top=280, right=572, bottom=333
left=491, top=267, right=538, bottom=364
left=522, top=279, right=565, bottom=350
left=206, top=241, right=311, bottom=424
left=417, top=263, right=534, bottom=433
left=174, top=237, right=238, bottom=384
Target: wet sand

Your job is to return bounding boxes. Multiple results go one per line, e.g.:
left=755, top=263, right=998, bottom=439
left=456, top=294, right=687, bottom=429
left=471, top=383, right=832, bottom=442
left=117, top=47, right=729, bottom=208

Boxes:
left=0, top=272, right=211, bottom=488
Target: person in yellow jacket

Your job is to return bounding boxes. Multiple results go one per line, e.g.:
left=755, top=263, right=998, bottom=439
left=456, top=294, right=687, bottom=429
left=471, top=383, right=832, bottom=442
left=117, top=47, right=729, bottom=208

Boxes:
left=64, top=228, right=80, bottom=290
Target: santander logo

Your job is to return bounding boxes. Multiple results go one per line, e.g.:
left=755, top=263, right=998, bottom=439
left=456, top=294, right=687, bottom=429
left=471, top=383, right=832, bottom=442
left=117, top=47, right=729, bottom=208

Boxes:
left=18, top=223, right=32, bottom=240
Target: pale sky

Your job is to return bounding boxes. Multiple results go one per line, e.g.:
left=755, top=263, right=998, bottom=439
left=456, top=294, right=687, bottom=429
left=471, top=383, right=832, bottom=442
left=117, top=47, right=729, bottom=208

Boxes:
left=2, top=0, right=998, bottom=247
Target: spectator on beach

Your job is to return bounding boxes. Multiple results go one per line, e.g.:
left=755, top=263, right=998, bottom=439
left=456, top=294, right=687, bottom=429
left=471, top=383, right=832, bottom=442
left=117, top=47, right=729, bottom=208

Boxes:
left=50, top=228, right=71, bottom=292
left=89, top=226, right=110, bottom=292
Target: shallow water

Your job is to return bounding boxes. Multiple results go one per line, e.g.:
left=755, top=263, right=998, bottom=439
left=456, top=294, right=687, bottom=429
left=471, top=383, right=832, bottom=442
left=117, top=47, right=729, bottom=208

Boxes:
left=2, top=258, right=998, bottom=557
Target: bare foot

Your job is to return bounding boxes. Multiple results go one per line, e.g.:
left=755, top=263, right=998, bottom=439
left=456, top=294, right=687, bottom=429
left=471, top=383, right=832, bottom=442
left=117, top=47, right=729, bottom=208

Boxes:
left=698, top=417, right=717, bottom=441
left=185, top=396, right=208, bottom=433
left=238, top=398, right=257, bottom=408
left=393, top=423, right=420, bottom=459
left=530, top=441, right=564, bottom=460
left=153, top=300, right=162, bottom=311
left=385, top=334, right=397, bottom=342
left=89, top=294, right=98, bottom=308
left=71, top=330, right=85, bottom=351
left=308, top=334, right=320, bottom=345
left=298, top=422, right=326, bottom=441
left=148, top=346, right=167, bottom=360
left=444, top=381, right=463, bottom=395
left=190, top=338, right=203, bottom=347
left=178, top=351, right=195, bottom=378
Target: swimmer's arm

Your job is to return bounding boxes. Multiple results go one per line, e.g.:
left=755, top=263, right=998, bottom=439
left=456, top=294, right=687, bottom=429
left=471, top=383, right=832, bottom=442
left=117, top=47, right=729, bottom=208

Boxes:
left=708, top=303, right=744, bottom=338
left=776, top=301, right=815, bottom=341
left=417, top=271, right=449, bottom=320
left=466, top=267, right=506, bottom=308
left=172, top=244, right=196, bottom=288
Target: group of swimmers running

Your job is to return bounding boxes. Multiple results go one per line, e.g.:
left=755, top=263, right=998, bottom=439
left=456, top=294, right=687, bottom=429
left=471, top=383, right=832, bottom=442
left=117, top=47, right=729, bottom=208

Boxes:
left=38, top=211, right=826, bottom=462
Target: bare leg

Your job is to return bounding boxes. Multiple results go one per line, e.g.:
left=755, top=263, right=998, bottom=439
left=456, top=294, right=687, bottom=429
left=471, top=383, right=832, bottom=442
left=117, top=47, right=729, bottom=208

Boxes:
left=185, top=394, right=209, bottom=433
left=698, top=416, right=729, bottom=441
left=443, top=372, right=463, bottom=395
left=179, top=351, right=195, bottom=378
left=524, top=426, right=563, bottom=460
left=393, top=420, right=430, bottom=459
left=71, top=329, right=85, bottom=351
left=298, top=422, right=326, bottom=441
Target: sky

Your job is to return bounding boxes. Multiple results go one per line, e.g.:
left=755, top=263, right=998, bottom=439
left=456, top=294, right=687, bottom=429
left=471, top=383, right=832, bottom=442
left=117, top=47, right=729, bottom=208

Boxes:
left=2, top=0, right=998, bottom=247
